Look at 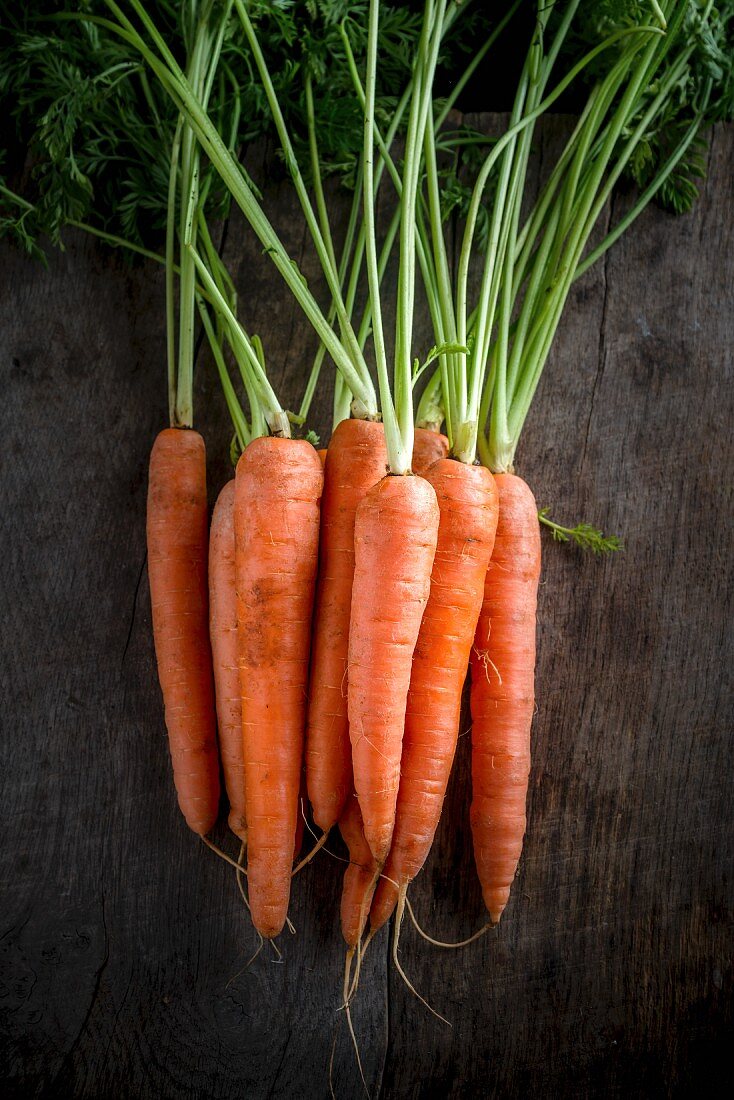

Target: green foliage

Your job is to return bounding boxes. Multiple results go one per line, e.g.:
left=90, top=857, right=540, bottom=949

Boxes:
left=627, top=125, right=708, bottom=213
left=538, top=508, right=623, bottom=555
left=566, top=0, right=734, bottom=214
left=1, top=3, right=184, bottom=247
left=0, top=0, right=433, bottom=255
left=411, top=340, right=469, bottom=387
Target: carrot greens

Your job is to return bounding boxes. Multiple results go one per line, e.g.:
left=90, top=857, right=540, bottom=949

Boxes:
left=472, top=0, right=734, bottom=474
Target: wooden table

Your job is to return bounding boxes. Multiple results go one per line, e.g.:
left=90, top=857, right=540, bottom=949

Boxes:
left=2, top=118, right=732, bottom=1098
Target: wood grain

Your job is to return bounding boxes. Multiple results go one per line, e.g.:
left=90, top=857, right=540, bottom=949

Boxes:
left=1, top=118, right=732, bottom=1099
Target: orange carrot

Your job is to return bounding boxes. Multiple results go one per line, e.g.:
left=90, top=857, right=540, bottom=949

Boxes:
left=209, top=479, right=246, bottom=843
left=469, top=473, right=541, bottom=924
left=305, top=418, right=387, bottom=833
left=348, top=474, right=439, bottom=865
left=147, top=428, right=220, bottom=835
left=412, top=427, right=449, bottom=475
left=370, top=459, right=498, bottom=930
left=235, top=436, right=323, bottom=937
left=317, top=447, right=328, bottom=467
left=339, top=793, right=379, bottom=947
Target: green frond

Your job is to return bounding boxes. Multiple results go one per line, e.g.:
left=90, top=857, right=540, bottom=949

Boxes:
left=539, top=508, right=623, bottom=555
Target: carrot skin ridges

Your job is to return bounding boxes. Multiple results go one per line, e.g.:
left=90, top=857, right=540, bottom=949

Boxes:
left=412, top=427, right=449, bottom=475
left=469, top=473, right=541, bottom=924
left=370, top=460, right=499, bottom=930
left=306, top=419, right=387, bottom=832
left=235, top=437, right=323, bottom=938
left=339, top=793, right=379, bottom=947
left=209, top=480, right=246, bottom=844
left=348, top=474, right=440, bottom=865
left=147, top=428, right=220, bottom=835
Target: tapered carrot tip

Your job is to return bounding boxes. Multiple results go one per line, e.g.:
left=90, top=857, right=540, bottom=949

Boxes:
left=488, top=901, right=506, bottom=926
left=338, top=794, right=379, bottom=946
left=368, top=877, right=399, bottom=933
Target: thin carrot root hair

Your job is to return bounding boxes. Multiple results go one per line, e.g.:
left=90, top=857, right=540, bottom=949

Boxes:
left=225, top=926, right=265, bottom=988
left=234, top=841, right=251, bottom=914
left=292, top=829, right=330, bottom=876
left=303, top=807, right=352, bottom=866
left=201, top=834, right=247, bottom=874
left=328, top=1023, right=339, bottom=1100
left=347, top=924, right=378, bottom=1006
left=404, top=894, right=492, bottom=948
left=342, top=947, right=369, bottom=1098
left=270, top=937, right=284, bottom=962
left=391, top=884, right=452, bottom=1028
left=207, top=836, right=253, bottom=930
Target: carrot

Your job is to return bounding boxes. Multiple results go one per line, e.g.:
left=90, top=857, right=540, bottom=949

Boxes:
left=469, top=473, right=541, bottom=924
left=208, top=479, right=246, bottom=844
left=235, top=436, right=323, bottom=938
left=147, top=427, right=220, bottom=835
left=339, top=793, right=379, bottom=948
left=348, top=474, right=440, bottom=865
left=412, top=427, right=449, bottom=475
left=317, top=447, right=328, bottom=467
left=306, top=418, right=387, bottom=833
left=369, top=458, right=498, bottom=931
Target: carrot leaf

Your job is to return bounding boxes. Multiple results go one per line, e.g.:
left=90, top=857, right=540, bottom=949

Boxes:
left=538, top=509, right=623, bottom=555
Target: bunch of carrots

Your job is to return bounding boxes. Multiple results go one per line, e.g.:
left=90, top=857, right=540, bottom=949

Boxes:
left=135, top=0, right=730, bottom=940
left=4, top=0, right=731, bottom=1038
left=135, top=0, right=733, bottom=983
left=142, top=0, right=545, bottom=971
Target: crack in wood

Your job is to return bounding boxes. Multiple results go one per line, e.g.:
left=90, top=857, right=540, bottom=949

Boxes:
left=121, top=550, right=148, bottom=667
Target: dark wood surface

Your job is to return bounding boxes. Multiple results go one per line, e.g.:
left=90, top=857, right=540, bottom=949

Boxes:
left=1, top=117, right=732, bottom=1099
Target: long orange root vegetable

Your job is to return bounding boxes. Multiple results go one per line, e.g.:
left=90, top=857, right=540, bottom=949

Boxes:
left=306, top=418, right=387, bottom=833
left=469, top=473, right=541, bottom=924
left=147, top=428, right=220, bottom=835
left=235, top=436, right=323, bottom=938
left=412, top=427, right=449, bottom=475
left=209, top=479, right=246, bottom=844
left=339, top=793, right=379, bottom=948
left=348, top=474, right=439, bottom=865
left=370, top=459, right=498, bottom=930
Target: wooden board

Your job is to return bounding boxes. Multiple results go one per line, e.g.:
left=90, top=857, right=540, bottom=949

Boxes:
left=1, top=117, right=732, bottom=1098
